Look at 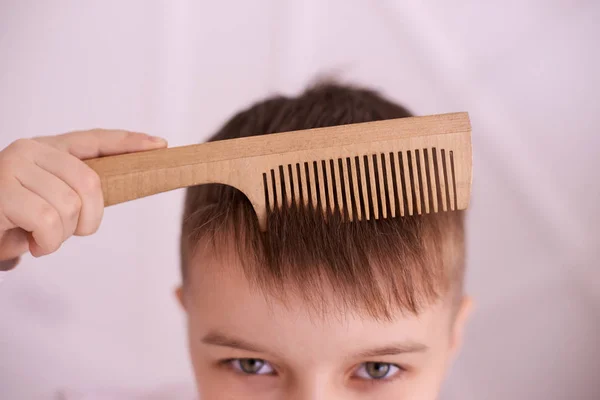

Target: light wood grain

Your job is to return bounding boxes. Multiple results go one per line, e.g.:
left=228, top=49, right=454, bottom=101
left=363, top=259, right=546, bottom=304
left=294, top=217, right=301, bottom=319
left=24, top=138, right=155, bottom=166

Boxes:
left=85, top=112, right=472, bottom=230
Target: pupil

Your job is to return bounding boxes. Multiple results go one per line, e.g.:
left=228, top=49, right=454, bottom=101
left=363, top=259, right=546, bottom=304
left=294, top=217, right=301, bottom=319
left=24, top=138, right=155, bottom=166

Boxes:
left=367, top=362, right=390, bottom=379
left=241, top=358, right=264, bottom=373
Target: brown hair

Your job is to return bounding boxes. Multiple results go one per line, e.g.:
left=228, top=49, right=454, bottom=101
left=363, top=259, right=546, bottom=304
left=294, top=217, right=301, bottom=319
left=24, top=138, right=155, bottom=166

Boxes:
left=181, top=83, right=465, bottom=319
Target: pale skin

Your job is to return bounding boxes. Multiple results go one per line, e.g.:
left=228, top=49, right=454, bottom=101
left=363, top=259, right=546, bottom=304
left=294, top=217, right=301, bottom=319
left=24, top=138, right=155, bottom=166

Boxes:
left=179, top=242, right=471, bottom=400
left=0, top=130, right=472, bottom=399
left=0, top=130, right=168, bottom=269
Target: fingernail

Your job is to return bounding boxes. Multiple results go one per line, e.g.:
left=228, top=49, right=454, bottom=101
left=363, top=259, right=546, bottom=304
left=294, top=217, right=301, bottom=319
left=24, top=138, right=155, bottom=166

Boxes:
left=0, top=258, right=19, bottom=272
left=148, top=135, right=167, bottom=144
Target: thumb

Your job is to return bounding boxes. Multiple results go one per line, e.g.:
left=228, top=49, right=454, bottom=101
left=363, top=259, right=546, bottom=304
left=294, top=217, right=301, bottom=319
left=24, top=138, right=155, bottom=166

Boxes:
left=34, top=129, right=168, bottom=160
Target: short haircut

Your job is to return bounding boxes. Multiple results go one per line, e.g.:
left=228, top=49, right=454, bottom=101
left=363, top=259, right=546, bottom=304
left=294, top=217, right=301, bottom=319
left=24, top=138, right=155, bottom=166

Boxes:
left=181, top=83, right=465, bottom=319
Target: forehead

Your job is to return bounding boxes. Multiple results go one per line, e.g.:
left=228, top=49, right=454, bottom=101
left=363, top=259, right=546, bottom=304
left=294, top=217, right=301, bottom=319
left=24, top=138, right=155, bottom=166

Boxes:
left=185, top=243, right=453, bottom=357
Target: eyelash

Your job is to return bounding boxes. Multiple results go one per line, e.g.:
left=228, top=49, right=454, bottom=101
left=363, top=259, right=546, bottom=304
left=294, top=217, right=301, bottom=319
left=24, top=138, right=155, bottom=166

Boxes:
left=222, top=358, right=405, bottom=383
left=222, top=358, right=277, bottom=376
left=353, top=362, right=404, bottom=384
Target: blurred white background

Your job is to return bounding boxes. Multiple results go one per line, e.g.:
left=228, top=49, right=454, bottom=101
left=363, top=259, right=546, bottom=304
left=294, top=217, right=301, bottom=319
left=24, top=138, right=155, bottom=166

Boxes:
left=1, top=0, right=599, bottom=399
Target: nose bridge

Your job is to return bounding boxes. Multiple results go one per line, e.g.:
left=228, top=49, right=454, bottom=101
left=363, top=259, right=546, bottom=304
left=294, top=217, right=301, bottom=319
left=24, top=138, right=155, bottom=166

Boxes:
left=288, top=370, right=339, bottom=400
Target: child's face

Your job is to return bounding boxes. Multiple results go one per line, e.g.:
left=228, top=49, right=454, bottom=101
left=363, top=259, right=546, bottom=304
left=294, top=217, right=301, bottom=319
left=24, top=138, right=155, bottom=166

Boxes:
left=178, top=244, right=471, bottom=400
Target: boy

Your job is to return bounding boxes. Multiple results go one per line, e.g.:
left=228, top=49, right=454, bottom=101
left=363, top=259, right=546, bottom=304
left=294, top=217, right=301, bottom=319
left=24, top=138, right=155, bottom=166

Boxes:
left=0, top=83, right=471, bottom=399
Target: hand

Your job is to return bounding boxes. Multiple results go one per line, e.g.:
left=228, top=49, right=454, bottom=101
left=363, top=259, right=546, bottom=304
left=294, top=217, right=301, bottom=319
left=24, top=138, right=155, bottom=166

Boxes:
left=0, top=129, right=168, bottom=269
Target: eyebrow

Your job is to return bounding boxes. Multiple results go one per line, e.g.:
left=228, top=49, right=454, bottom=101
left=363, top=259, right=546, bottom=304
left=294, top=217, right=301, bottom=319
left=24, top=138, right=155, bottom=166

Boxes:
left=202, top=331, right=428, bottom=358
left=354, top=342, right=429, bottom=358
left=202, top=331, right=271, bottom=354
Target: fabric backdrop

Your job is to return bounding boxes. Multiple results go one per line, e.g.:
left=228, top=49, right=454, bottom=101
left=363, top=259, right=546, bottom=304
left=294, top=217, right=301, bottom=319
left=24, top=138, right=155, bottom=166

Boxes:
left=1, top=1, right=598, bottom=399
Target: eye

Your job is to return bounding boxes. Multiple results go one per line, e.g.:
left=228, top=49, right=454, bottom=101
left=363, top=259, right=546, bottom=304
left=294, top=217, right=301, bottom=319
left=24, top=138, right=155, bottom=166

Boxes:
left=354, top=362, right=401, bottom=380
left=230, top=358, right=275, bottom=375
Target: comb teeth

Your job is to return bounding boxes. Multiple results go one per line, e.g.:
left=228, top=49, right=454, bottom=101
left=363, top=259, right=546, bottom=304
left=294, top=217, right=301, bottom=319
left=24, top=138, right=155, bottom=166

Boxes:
left=263, top=148, right=458, bottom=221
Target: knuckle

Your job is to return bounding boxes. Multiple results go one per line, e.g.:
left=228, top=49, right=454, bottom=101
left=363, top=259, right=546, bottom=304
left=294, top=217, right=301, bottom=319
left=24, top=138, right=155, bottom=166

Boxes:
left=79, top=169, right=102, bottom=194
left=77, top=221, right=99, bottom=237
left=35, top=205, right=63, bottom=253
left=62, top=190, right=82, bottom=220
left=38, top=204, right=62, bottom=235
left=1, top=139, right=37, bottom=171
left=37, top=242, right=61, bottom=256
left=9, top=138, right=33, bottom=153
left=7, top=139, right=39, bottom=158
left=76, top=204, right=103, bottom=237
left=124, top=130, right=143, bottom=142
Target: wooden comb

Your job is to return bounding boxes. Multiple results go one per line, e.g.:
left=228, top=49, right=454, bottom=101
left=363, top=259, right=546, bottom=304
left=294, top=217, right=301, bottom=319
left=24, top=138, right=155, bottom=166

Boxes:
left=85, top=112, right=472, bottom=230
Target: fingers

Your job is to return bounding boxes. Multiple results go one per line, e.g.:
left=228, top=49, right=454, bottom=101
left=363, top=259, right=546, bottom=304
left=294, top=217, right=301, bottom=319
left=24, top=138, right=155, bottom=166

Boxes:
left=0, top=178, right=63, bottom=256
left=0, top=229, right=28, bottom=262
left=0, top=129, right=166, bottom=261
left=35, top=129, right=168, bottom=160
left=33, top=146, right=103, bottom=236
left=15, top=162, right=80, bottom=241
left=27, top=232, right=46, bottom=258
